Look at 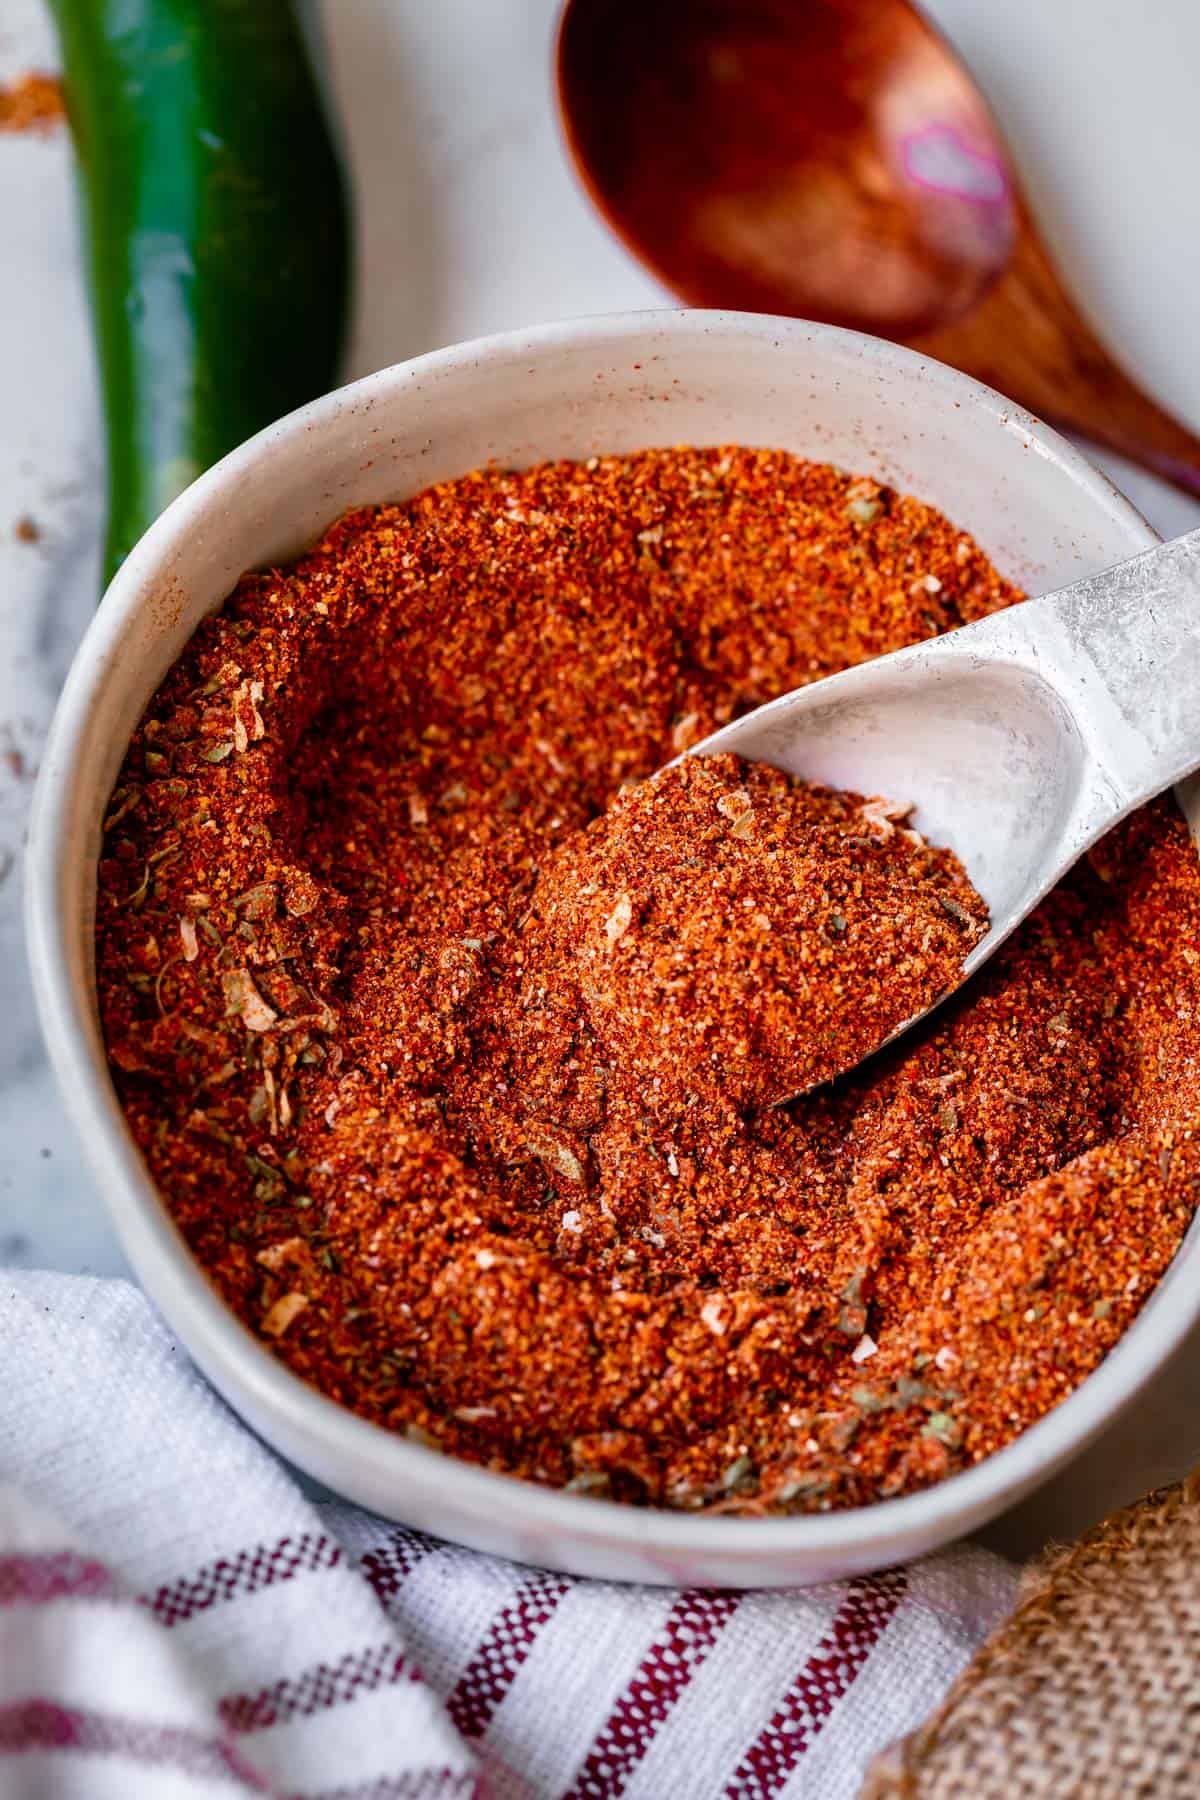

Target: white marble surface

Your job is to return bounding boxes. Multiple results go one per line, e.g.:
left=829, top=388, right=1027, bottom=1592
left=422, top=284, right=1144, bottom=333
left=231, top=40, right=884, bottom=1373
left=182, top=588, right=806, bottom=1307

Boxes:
left=4, top=0, right=1200, bottom=1559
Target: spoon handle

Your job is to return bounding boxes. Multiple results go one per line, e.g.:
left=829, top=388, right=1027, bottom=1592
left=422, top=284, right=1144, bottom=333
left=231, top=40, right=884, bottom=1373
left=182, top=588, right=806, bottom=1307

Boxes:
left=913, top=219, right=1200, bottom=500
left=1024, top=527, right=1200, bottom=808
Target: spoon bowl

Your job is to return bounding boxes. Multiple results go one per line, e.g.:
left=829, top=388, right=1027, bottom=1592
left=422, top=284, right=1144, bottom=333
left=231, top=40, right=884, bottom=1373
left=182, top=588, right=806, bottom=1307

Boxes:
left=558, top=0, right=1200, bottom=494
left=691, top=648, right=1081, bottom=955
left=686, top=527, right=1200, bottom=1073
left=559, top=0, right=1015, bottom=339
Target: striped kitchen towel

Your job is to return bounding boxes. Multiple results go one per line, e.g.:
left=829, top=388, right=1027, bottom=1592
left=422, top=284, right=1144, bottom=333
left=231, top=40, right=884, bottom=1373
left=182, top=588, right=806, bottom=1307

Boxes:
left=0, top=1272, right=1016, bottom=1798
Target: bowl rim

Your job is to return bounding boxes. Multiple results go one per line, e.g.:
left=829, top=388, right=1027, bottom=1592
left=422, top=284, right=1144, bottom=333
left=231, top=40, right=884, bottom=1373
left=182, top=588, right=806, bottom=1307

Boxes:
left=28, top=305, right=1190, bottom=1567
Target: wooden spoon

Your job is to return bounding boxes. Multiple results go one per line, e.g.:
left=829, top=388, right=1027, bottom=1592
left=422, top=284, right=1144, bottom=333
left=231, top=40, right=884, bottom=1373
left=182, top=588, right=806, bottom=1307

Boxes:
left=557, top=0, right=1200, bottom=497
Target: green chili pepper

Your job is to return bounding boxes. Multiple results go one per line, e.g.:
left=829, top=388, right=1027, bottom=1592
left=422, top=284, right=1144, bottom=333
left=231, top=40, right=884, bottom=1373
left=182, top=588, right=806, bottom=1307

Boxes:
left=48, top=0, right=350, bottom=586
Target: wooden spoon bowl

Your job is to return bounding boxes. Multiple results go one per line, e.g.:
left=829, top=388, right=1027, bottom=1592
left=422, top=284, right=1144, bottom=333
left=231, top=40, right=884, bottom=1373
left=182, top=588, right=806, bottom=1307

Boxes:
left=558, top=0, right=1200, bottom=496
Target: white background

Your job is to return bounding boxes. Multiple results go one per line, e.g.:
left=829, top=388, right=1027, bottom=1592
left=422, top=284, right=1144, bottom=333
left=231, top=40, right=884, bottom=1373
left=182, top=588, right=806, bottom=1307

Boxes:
left=2, top=0, right=1199, bottom=1558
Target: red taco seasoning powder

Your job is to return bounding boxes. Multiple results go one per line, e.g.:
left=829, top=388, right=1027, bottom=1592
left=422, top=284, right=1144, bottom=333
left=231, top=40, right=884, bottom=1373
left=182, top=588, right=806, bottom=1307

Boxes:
left=94, top=447, right=1200, bottom=1514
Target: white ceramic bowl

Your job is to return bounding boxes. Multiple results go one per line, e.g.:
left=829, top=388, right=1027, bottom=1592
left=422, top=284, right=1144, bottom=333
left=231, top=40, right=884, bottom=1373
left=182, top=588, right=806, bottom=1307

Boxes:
left=27, top=310, right=1200, bottom=1587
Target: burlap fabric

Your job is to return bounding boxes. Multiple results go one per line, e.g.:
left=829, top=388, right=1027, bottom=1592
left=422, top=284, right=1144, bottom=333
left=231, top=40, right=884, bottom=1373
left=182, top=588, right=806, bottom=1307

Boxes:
left=863, top=1470, right=1200, bottom=1797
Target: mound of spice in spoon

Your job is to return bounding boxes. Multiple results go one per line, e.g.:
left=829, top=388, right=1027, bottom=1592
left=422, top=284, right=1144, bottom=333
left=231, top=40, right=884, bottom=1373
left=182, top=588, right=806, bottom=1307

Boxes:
left=94, top=447, right=1200, bottom=1513
left=511, top=751, right=987, bottom=1111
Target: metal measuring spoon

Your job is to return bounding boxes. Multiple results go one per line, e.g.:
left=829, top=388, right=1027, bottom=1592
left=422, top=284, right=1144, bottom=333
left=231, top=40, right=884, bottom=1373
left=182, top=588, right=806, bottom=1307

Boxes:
left=679, top=529, right=1200, bottom=1073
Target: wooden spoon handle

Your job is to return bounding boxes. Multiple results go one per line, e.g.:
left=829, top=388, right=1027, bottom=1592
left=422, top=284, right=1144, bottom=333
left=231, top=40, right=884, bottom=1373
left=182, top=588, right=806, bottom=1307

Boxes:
left=911, top=214, right=1200, bottom=500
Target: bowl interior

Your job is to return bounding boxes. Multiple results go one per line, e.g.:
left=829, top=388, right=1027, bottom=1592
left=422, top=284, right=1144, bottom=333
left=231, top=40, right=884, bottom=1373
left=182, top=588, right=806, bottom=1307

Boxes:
left=30, top=311, right=1198, bottom=1587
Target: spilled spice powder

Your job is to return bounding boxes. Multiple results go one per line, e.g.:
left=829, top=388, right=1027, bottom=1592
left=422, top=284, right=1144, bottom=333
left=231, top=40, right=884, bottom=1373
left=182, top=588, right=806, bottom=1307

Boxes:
left=0, top=73, right=65, bottom=136
left=95, top=447, right=1200, bottom=1514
